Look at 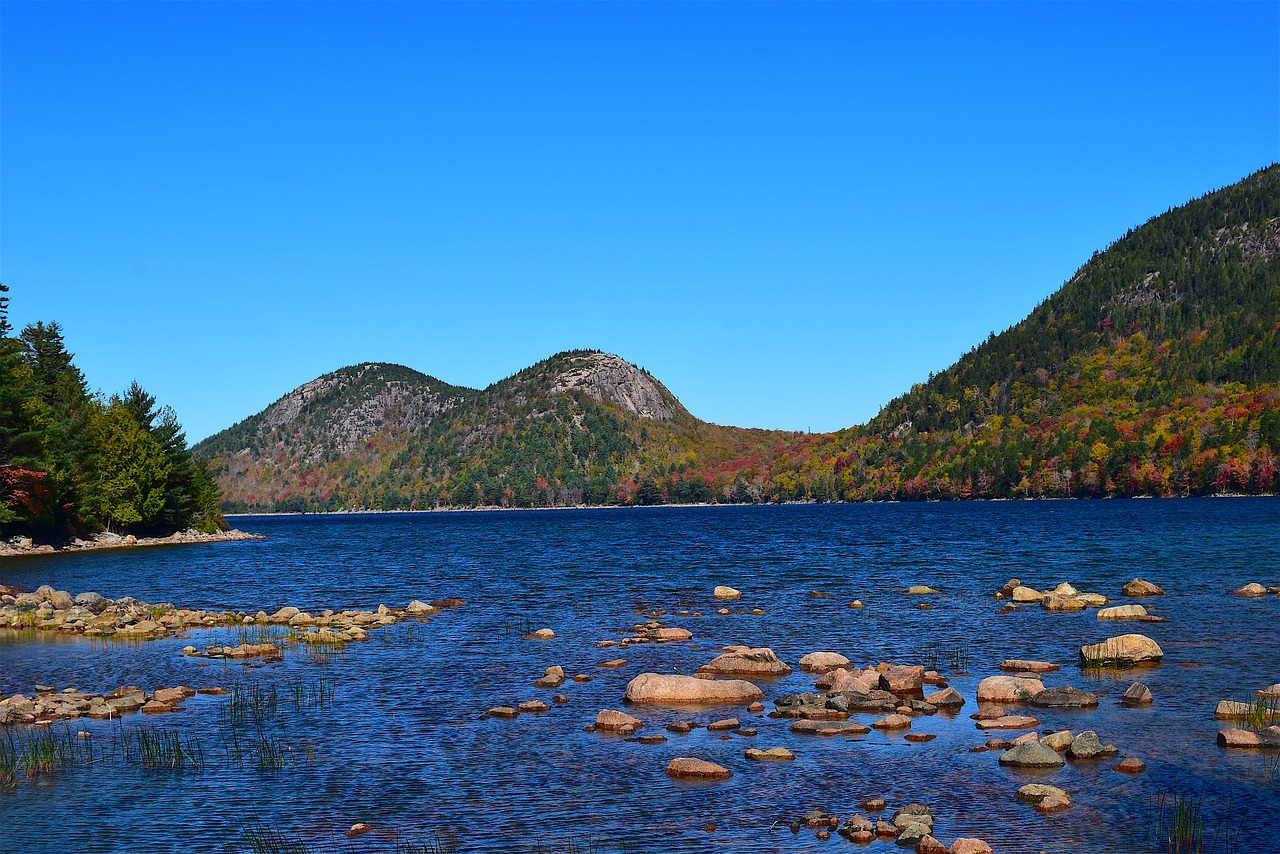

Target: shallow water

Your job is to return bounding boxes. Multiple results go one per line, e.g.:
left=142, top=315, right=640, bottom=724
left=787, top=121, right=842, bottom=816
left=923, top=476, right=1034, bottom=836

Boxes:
left=1, top=499, right=1278, bottom=853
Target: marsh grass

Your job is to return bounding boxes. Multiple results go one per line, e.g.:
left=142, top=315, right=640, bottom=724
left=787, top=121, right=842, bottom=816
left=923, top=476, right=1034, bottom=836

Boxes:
left=232, top=819, right=313, bottom=854
left=1238, top=694, right=1280, bottom=731
left=1149, top=792, right=1244, bottom=854
left=124, top=727, right=205, bottom=770
left=235, top=623, right=288, bottom=647
left=225, top=684, right=280, bottom=725
left=0, top=727, right=92, bottom=786
left=503, top=617, right=535, bottom=638
left=286, top=677, right=337, bottom=711
left=922, top=644, right=970, bottom=674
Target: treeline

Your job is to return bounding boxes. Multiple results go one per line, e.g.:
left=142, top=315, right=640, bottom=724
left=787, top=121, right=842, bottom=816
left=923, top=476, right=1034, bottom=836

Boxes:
left=0, top=285, right=225, bottom=538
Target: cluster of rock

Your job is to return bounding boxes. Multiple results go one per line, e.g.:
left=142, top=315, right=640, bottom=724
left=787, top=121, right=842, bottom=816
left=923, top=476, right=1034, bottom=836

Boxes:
left=0, top=528, right=264, bottom=557
left=996, top=579, right=1109, bottom=611
left=1216, top=683, right=1280, bottom=750
left=0, top=684, right=221, bottom=725
left=0, top=584, right=450, bottom=644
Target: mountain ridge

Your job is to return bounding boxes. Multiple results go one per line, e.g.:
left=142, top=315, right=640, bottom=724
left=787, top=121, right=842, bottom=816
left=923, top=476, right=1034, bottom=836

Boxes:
left=196, top=164, right=1280, bottom=510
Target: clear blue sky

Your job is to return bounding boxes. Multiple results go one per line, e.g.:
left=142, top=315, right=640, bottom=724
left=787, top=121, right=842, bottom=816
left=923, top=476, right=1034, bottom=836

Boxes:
left=3, top=2, right=1277, bottom=442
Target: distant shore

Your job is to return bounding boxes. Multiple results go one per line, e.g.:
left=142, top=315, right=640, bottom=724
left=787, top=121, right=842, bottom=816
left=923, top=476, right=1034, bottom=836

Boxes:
left=224, top=491, right=1277, bottom=519
left=0, top=528, right=266, bottom=559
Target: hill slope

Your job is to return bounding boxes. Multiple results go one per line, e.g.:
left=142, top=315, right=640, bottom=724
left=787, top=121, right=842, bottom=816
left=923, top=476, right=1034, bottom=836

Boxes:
left=196, top=165, right=1280, bottom=510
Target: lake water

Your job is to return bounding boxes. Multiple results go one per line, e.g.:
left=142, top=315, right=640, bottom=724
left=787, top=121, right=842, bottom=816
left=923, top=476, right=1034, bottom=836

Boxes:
left=1, top=499, right=1278, bottom=853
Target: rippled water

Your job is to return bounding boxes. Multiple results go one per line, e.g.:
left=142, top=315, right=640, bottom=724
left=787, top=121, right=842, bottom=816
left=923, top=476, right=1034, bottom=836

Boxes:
left=1, top=499, right=1278, bottom=853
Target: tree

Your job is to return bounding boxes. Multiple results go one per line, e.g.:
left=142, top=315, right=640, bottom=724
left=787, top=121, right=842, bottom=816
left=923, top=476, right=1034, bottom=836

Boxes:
left=84, top=399, right=171, bottom=532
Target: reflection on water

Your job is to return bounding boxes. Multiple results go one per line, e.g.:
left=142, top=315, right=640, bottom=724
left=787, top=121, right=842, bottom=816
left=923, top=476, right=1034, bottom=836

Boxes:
left=0, top=499, right=1278, bottom=852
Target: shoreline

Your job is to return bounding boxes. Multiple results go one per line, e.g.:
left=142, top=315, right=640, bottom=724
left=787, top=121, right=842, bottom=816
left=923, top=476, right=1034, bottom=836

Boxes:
left=225, top=491, right=1279, bottom=518
left=0, top=528, right=266, bottom=559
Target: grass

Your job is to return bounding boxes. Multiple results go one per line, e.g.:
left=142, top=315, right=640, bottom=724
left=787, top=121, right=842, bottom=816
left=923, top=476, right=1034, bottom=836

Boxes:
left=225, top=684, right=280, bottom=725
left=1151, top=792, right=1204, bottom=853
left=0, top=727, right=92, bottom=786
left=1239, top=694, right=1280, bottom=732
left=285, top=677, right=337, bottom=711
left=503, top=616, right=535, bottom=638
left=148, top=604, right=169, bottom=619
left=232, top=819, right=313, bottom=854
left=123, top=727, right=205, bottom=770
left=922, top=643, right=970, bottom=674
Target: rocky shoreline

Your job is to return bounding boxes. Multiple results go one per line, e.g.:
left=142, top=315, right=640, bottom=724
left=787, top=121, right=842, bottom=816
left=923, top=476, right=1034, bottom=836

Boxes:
left=0, top=527, right=265, bottom=558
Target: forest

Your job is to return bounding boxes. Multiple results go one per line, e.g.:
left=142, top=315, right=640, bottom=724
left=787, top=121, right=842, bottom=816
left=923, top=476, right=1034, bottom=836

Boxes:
left=0, top=284, right=225, bottom=538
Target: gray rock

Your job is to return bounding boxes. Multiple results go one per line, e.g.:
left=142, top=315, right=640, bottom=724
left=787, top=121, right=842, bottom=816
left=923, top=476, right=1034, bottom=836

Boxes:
left=1031, top=686, right=1099, bottom=708
left=1122, top=683, right=1153, bottom=706
left=1067, top=730, right=1117, bottom=759
left=998, top=741, right=1066, bottom=768
left=73, top=592, right=111, bottom=612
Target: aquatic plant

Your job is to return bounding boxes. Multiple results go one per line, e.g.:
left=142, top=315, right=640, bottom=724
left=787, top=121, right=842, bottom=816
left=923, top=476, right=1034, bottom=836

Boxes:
left=1239, top=694, right=1280, bottom=732
left=1150, top=792, right=1203, bottom=853
left=233, top=819, right=312, bottom=854
left=285, top=677, right=337, bottom=711
left=123, top=726, right=205, bottom=770
left=395, top=833, right=458, bottom=854
left=503, top=617, right=534, bottom=638
left=923, top=644, right=970, bottom=674
left=225, top=684, right=280, bottom=725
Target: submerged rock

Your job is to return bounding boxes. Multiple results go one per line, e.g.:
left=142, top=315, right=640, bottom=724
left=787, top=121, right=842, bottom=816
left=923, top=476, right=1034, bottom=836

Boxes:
left=998, top=741, right=1066, bottom=768
left=1232, top=583, right=1268, bottom=597
left=1031, top=686, right=1099, bottom=708
left=745, top=746, right=795, bottom=761
left=665, top=757, right=732, bottom=779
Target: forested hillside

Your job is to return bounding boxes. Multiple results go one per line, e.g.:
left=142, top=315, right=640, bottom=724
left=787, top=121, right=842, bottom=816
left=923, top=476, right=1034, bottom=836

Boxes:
left=0, top=286, right=226, bottom=537
left=197, top=165, right=1280, bottom=511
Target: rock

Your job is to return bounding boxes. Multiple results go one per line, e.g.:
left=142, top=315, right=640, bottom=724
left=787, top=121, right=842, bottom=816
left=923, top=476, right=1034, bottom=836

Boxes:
left=1122, top=683, right=1153, bottom=706
left=847, top=600, right=865, bottom=608
left=872, top=714, right=911, bottom=730
left=1260, top=684, right=1280, bottom=698
left=599, top=659, right=627, bottom=668
left=747, top=701, right=764, bottom=713
left=789, top=720, right=871, bottom=736
left=916, top=835, right=947, bottom=854
left=141, top=700, right=174, bottom=714
left=73, top=592, right=111, bottom=612
left=517, top=700, right=549, bottom=713
left=924, top=687, right=965, bottom=708
left=406, top=600, right=440, bottom=615
left=152, top=686, right=195, bottom=705
left=897, top=823, right=931, bottom=846
left=1114, top=758, right=1146, bottom=773
left=1016, top=783, right=1070, bottom=803
left=1076, top=592, right=1109, bottom=606
left=623, top=673, right=764, bottom=705
left=637, top=735, right=666, bottom=744
left=1123, top=578, right=1165, bottom=597
left=1066, top=730, right=1117, bottom=759
left=879, top=665, right=924, bottom=694
left=1097, top=604, right=1149, bottom=620
left=977, top=675, right=1045, bottom=704
left=1041, top=594, right=1086, bottom=612
left=1031, top=686, right=1099, bottom=708
left=269, top=606, right=299, bottom=623
left=907, top=585, right=940, bottom=595
left=1217, top=727, right=1280, bottom=749
left=712, top=586, right=741, bottom=600
left=999, top=659, right=1060, bottom=674
left=653, top=627, right=692, bottom=642
left=524, top=628, right=555, bottom=640
left=1036, top=793, right=1072, bottom=813
left=1051, top=582, right=1080, bottom=596
left=1011, top=586, right=1044, bottom=603
left=1041, top=730, right=1074, bottom=752
left=799, top=652, right=850, bottom=673
left=947, top=841, right=993, bottom=854
left=707, top=717, right=740, bottom=731
left=665, top=757, right=732, bottom=780
left=429, top=598, right=465, bottom=608
left=697, top=647, right=791, bottom=677
left=977, top=715, right=1040, bottom=730
left=1216, top=700, right=1280, bottom=721
left=1232, top=583, right=1268, bottom=597
left=595, top=709, right=643, bottom=732
left=1079, top=634, right=1164, bottom=666
left=745, top=747, right=794, bottom=761
left=666, top=721, right=693, bottom=734
left=998, top=741, right=1066, bottom=768
left=346, top=823, right=372, bottom=837
left=534, top=666, right=566, bottom=689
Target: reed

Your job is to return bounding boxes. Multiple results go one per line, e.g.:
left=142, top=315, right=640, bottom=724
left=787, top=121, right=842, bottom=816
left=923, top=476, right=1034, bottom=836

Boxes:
left=123, top=726, right=205, bottom=770
left=225, top=684, right=280, bottom=725
left=235, top=819, right=312, bottom=854
left=1151, top=792, right=1204, bottom=853
left=395, top=832, right=458, bottom=854
left=923, top=644, right=970, bottom=674
left=1239, top=694, right=1280, bottom=732
left=285, top=677, right=337, bottom=711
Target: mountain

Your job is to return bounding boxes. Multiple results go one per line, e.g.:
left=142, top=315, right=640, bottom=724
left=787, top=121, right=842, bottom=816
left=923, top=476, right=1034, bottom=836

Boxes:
left=196, top=350, right=795, bottom=511
left=196, top=165, right=1280, bottom=510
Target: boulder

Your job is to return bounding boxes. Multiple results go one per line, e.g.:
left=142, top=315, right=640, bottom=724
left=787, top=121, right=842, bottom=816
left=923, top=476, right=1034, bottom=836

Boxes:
left=712, top=586, right=741, bottom=600
left=977, top=715, right=1040, bottom=730
left=1016, top=783, right=1070, bottom=803
left=799, top=652, right=850, bottom=673
left=534, top=666, right=566, bottom=688
left=595, top=709, right=643, bottom=732
left=706, top=717, right=739, bottom=731
left=653, top=627, right=692, bottom=642
left=879, top=665, right=925, bottom=694
left=1011, top=586, right=1044, bottom=603
left=405, top=600, right=440, bottom=615
left=1076, top=593, right=1109, bottom=606
left=1041, top=730, right=1074, bottom=752
left=998, top=741, right=1066, bottom=768
left=872, top=714, right=911, bottom=730
left=745, top=747, right=794, bottom=761
left=1079, top=634, right=1163, bottom=666
left=907, top=585, right=939, bottom=595
left=665, top=757, right=732, bottom=780
left=1036, top=793, right=1073, bottom=813
left=517, top=700, right=549, bottom=713
left=1097, top=604, right=1149, bottom=620
left=948, top=841, right=993, bottom=854
left=977, top=675, right=1045, bottom=704
left=1114, top=758, right=1146, bottom=773
left=1051, top=583, right=1080, bottom=596
left=790, top=720, right=871, bottom=736
left=524, top=628, right=555, bottom=640
left=1215, top=700, right=1280, bottom=722
left=1041, top=594, right=1086, bottom=612
left=924, top=687, right=965, bottom=708
left=1121, top=683, right=1153, bottom=706
left=1066, top=730, right=1117, bottom=759
left=917, top=835, right=947, bottom=854
left=1217, top=727, right=1280, bottom=749
left=1122, top=578, right=1165, bottom=597
left=1031, top=686, right=1099, bottom=709
left=73, top=592, right=111, bottom=612
left=697, top=647, right=791, bottom=678
left=623, top=673, right=763, bottom=705
left=1259, top=684, right=1280, bottom=698
left=999, top=659, right=1060, bottom=674
left=1232, top=583, right=1268, bottom=597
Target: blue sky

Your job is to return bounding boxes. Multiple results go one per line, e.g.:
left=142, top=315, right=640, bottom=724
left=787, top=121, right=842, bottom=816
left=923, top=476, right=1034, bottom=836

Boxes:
left=3, top=2, right=1277, bottom=441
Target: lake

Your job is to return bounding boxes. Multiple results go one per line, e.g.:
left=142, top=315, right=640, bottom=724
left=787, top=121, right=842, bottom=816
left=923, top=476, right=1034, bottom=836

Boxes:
left=1, top=499, right=1278, bottom=852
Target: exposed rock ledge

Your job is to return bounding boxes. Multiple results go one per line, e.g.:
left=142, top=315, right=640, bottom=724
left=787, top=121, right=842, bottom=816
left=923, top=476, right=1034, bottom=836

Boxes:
left=0, top=528, right=264, bottom=558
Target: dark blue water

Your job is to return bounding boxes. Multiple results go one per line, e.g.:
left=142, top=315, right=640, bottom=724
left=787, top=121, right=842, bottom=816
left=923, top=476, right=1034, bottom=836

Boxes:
left=1, top=499, right=1277, bottom=853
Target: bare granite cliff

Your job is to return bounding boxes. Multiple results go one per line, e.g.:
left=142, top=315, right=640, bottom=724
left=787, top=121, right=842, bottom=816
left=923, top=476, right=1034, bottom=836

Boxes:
left=548, top=352, right=680, bottom=421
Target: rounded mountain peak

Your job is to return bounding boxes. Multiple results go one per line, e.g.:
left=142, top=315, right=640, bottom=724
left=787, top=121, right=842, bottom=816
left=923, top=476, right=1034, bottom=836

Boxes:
left=548, top=352, right=684, bottom=421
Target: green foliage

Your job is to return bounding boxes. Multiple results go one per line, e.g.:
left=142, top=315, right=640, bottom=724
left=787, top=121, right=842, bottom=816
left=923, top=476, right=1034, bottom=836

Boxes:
left=0, top=287, right=223, bottom=537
